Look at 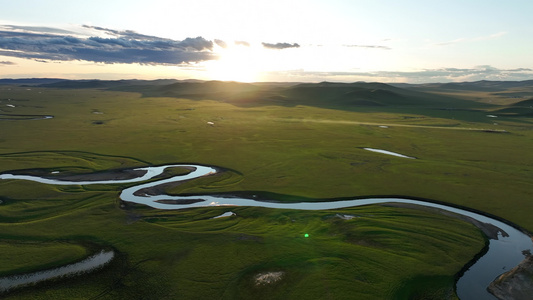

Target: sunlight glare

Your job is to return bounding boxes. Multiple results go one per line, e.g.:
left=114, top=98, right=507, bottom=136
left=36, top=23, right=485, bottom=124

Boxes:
left=207, top=43, right=262, bottom=82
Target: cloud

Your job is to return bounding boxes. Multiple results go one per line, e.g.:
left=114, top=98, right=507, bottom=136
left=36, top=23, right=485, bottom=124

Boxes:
left=434, top=32, right=507, bottom=46
left=0, top=25, right=217, bottom=65
left=214, top=39, right=227, bottom=48
left=365, top=66, right=533, bottom=82
left=433, top=38, right=467, bottom=46
left=262, top=42, right=300, bottom=49
left=235, top=41, right=250, bottom=47
left=506, top=68, right=533, bottom=72
left=0, top=24, right=75, bottom=35
left=473, top=31, right=507, bottom=41
left=0, top=60, right=15, bottom=65
left=343, top=44, right=391, bottom=50
left=274, top=65, right=533, bottom=83
left=81, top=25, right=164, bottom=41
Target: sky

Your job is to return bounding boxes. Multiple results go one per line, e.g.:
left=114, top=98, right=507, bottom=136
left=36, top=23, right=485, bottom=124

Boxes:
left=0, top=0, right=532, bottom=83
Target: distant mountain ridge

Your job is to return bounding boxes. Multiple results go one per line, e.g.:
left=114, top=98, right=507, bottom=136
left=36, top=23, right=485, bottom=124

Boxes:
left=394, top=80, right=533, bottom=92
left=3, top=78, right=532, bottom=111
left=36, top=79, right=181, bottom=89
left=0, top=78, right=65, bottom=85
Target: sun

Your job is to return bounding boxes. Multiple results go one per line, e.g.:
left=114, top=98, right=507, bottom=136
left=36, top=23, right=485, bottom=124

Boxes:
left=207, top=44, right=263, bottom=82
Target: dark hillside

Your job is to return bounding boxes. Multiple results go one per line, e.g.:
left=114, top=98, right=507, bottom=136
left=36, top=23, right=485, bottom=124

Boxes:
left=512, top=98, right=533, bottom=107
left=403, top=80, right=533, bottom=92
left=0, top=78, right=496, bottom=112
left=279, top=81, right=483, bottom=108
left=42, top=80, right=125, bottom=89
left=0, top=78, right=64, bottom=85
left=492, top=97, right=533, bottom=117
left=38, top=79, right=181, bottom=89
left=120, top=80, right=273, bottom=105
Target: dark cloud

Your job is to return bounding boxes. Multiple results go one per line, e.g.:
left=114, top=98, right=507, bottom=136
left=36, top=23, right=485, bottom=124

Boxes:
left=81, top=25, right=162, bottom=41
left=214, top=39, right=227, bottom=48
left=0, top=29, right=62, bottom=39
left=262, top=42, right=300, bottom=49
left=0, top=25, right=217, bottom=65
left=343, top=44, right=391, bottom=50
left=506, top=68, right=532, bottom=72
left=235, top=41, right=250, bottom=47
left=178, top=37, right=213, bottom=51
left=0, top=60, right=15, bottom=65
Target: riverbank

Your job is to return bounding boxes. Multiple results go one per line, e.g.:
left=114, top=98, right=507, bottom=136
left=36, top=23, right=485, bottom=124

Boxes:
left=489, top=255, right=533, bottom=300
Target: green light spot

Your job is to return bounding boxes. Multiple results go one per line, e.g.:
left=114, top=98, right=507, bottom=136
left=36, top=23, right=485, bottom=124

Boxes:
left=304, top=233, right=309, bottom=238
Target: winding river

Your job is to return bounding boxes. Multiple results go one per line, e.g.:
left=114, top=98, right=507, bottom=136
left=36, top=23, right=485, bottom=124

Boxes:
left=1, top=164, right=532, bottom=299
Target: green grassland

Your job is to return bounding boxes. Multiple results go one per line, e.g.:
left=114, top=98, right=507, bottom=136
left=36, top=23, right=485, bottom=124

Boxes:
left=0, top=184, right=484, bottom=299
left=0, top=81, right=532, bottom=299
left=0, top=242, right=88, bottom=276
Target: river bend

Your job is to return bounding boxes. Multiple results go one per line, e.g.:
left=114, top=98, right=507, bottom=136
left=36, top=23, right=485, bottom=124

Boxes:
left=1, top=164, right=531, bottom=299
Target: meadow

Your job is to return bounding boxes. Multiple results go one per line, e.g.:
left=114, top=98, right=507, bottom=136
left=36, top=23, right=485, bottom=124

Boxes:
left=0, top=80, right=532, bottom=299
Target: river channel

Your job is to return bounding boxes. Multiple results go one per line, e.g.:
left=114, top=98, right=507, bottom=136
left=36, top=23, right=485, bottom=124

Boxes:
left=1, top=164, right=531, bottom=299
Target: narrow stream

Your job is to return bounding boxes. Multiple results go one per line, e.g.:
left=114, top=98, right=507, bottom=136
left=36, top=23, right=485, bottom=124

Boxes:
left=0, top=250, right=114, bottom=293
left=1, top=164, right=531, bottom=299
left=0, top=114, right=54, bottom=120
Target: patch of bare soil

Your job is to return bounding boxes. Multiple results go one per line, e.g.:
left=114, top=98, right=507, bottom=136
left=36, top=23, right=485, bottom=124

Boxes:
left=53, top=169, right=147, bottom=181
left=134, top=167, right=222, bottom=196
left=254, top=271, right=284, bottom=286
left=488, top=253, right=533, bottom=300
left=134, top=181, right=180, bottom=196
left=155, top=199, right=205, bottom=205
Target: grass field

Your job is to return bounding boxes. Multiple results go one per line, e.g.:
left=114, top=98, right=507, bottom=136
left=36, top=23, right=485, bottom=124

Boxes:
left=0, top=81, right=531, bottom=299
left=0, top=242, right=88, bottom=276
